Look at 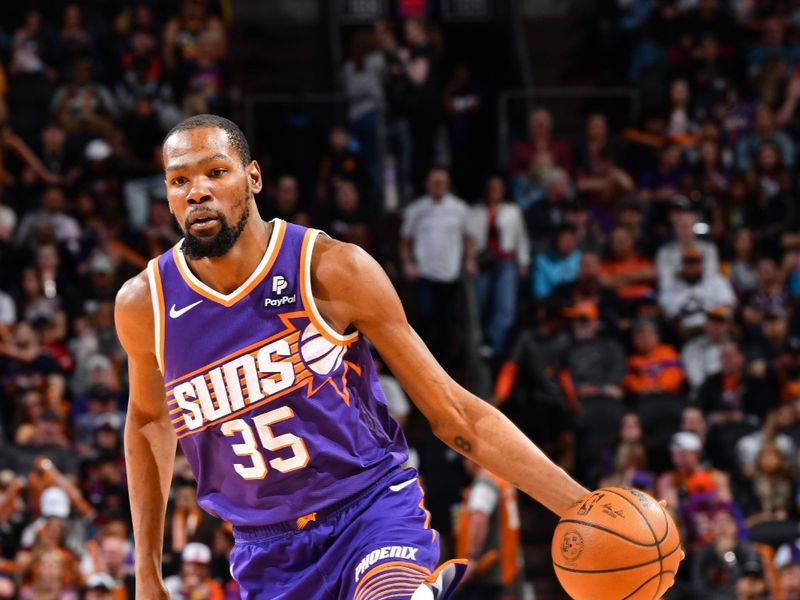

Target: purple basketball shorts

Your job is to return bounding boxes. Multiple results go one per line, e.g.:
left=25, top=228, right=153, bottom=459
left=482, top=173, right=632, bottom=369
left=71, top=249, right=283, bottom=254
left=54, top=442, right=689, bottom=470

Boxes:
left=230, top=467, right=466, bottom=599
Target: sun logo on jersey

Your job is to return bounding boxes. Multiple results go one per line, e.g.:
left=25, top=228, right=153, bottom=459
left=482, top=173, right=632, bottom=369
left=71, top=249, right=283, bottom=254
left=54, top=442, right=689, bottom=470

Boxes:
left=165, top=311, right=361, bottom=438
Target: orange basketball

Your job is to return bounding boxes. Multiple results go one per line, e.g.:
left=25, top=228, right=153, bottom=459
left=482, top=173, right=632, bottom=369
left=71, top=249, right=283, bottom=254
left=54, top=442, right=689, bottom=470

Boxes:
left=551, top=487, right=682, bottom=600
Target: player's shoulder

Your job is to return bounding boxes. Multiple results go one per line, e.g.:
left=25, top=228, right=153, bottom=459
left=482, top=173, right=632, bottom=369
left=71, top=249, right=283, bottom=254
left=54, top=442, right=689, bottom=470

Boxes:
left=311, top=234, right=375, bottom=283
left=115, top=269, right=152, bottom=317
left=114, top=269, right=155, bottom=352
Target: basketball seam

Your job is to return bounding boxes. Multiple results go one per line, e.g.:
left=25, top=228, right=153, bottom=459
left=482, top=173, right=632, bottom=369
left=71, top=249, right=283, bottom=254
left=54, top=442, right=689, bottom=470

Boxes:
left=620, top=571, right=669, bottom=600
left=552, top=541, right=682, bottom=574
left=556, top=519, right=659, bottom=547
left=603, top=489, right=664, bottom=600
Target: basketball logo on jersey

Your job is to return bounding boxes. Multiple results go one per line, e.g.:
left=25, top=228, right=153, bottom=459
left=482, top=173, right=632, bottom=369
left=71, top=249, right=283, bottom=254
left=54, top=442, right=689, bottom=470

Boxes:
left=166, top=312, right=358, bottom=438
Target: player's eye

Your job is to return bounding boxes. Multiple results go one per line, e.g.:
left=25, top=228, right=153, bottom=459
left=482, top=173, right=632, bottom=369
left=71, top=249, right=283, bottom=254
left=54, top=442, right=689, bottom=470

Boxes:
left=210, top=168, right=227, bottom=177
left=172, top=176, right=187, bottom=186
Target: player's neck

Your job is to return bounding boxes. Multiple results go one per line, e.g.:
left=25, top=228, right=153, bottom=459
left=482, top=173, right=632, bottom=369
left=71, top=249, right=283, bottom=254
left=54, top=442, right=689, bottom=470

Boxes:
left=185, top=218, right=273, bottom=295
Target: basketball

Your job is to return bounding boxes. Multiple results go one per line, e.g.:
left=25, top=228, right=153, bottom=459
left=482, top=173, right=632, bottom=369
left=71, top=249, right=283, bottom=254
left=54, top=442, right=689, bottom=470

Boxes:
left=551, top=488, right=682, bottom=600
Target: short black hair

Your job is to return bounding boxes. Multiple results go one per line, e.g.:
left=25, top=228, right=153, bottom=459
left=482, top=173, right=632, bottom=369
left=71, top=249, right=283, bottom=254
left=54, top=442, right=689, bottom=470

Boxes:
left=163, top=114, right=252, bottom=165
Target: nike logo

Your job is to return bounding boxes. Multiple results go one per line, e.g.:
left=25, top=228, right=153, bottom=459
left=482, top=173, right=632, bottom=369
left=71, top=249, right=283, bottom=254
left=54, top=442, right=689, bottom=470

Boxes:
left=169, top=300, right=203, bottom=318
left=389, top=478, right=417, bottom=493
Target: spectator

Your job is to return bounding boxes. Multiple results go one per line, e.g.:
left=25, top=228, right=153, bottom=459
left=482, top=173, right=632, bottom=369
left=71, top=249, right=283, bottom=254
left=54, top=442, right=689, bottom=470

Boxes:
left=83, top=573, right=117, bottom=600
left=691, top=507, right=765, bottom=598
left=264, top=175, right=310, bottom=226
left=162, top=0, right=227, bottom=74
left=455, top=460, right=523, bottom=600
left=727, top=227, right=759, bottom=295
left=400, top=166, right=475, bottom=365
left=660, top=245, right=736, bottom=334
left=699, top=340, right=776, bottom=473
left=402, top=18, right=441, bottom=193
left=600, top=225, right=657, bottom=305
left=508, top=108, right=572, bottom=178
left=50, top=58, right=119, bottom=138
left=373, top=18, right=413, bottom=204
left=524, top=167, right=573, bottom=249
left=736, top=103, right=795, bottom=171
left=532, top=224, right=582, bottom=300
left=624, top=318, right=685, bottom=399
left=741, top=256, right=789, bottom=330
left=342, top=29, right=384, bottom=211
left=322, top=180, right=371, bottom=252
left=598, top=441, right=655, bottom=495
left=656, top=432, right=733, bottom=547
left=682, top=305, right=732, bottom=396
left=470, top=175, right=529, bottom=359
left=737, top=441, right=798, bottom=548
left=637, top=144, right=686, bottom=206
left=656, top=206, right=720, bottom=289
left=560, top=300, right=627, bottom=484
left=163, top=542, right=223, bottom=600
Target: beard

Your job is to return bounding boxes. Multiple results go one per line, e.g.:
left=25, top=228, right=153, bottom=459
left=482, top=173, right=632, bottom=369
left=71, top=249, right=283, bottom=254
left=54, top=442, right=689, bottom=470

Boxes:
left=182, top=196, right=250, bottom=260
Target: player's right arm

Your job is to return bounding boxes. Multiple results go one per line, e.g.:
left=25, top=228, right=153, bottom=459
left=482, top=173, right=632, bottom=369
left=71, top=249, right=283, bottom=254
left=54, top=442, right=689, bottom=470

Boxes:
left=115, top=271, right=176, bottom=599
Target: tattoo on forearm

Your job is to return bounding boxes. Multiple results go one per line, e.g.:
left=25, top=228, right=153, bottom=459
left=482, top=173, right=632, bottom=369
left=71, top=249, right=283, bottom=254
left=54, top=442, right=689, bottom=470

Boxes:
left=454, top=435, right=472, bottom=453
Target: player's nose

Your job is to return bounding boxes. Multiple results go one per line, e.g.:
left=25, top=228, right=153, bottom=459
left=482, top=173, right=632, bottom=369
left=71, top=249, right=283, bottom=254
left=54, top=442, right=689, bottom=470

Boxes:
left=186, top=183, right=212, bottom=204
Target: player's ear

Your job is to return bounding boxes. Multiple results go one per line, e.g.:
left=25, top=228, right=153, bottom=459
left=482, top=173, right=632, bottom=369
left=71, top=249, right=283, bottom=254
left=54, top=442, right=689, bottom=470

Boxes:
left=247, top=160, right=263, bottom=194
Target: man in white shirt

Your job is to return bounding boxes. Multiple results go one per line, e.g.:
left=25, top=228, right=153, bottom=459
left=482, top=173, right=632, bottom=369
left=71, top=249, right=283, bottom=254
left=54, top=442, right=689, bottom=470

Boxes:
left=659, top=245, right=735, bottom=334
left=656, top=205, right=719, bottom=290
left=400, top=167, right=476, bottom=365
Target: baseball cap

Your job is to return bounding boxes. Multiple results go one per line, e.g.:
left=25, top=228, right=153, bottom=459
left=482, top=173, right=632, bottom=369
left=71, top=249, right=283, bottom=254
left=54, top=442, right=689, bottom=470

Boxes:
left=742, top=557, right=764, bottom=577
left=95, top=413, right=122, bottom=432
left=670, top=432, right=702, bottom=453
left=40, top=486, right=70, bottom=518
left=707, top=305, right=732, bottom=321
left=565, top=301, right=599, bottom=320
left=85, top=572, right=116, bottom=591
left=182, top=542, right=211, bottom=564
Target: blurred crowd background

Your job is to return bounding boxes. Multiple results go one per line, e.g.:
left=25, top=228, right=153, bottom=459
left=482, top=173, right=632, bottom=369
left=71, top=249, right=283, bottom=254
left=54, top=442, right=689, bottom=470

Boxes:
left=5, top=0, right=800, bottom=598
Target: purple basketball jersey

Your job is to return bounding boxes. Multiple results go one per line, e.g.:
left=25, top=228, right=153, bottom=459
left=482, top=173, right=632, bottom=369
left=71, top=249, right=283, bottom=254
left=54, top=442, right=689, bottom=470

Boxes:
left=147, top=219, right=408, bottom=526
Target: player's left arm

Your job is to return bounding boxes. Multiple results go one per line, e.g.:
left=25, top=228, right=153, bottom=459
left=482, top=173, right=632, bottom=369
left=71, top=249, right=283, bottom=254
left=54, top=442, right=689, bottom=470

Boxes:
left=311, top=237, right=589, bottom=516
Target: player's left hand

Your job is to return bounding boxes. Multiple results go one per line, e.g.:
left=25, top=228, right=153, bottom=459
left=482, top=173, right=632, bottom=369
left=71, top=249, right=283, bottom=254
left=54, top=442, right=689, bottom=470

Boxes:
left=658, top=498, right=686, bottom=561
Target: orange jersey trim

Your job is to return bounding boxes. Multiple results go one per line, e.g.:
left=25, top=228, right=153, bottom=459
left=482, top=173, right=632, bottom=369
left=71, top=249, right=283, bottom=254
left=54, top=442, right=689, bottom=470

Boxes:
left=147, top=258, right=166, bottom=373
left=172, top=219, right=286, bottom=308
left=299, top=229, right=359, bottom=347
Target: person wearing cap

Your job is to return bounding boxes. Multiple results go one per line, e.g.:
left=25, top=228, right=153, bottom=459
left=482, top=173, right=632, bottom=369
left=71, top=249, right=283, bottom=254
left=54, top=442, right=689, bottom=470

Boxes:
left=681, top=304, right=732, bottom=397
left=84, top=572, right=117, bottom=600
left=655, top=431, right=732, bottom=543
left=655, top=206, right=720, bottom=290
left=659, top=243, right=736, bottom=334
left=164, top=542, right=224, bottom=600
left=561, top=299, right=627, bottom=485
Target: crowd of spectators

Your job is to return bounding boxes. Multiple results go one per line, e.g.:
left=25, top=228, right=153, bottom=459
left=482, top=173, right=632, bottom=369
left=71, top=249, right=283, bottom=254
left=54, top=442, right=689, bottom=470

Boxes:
left=5, top=0, right=800, bottom=599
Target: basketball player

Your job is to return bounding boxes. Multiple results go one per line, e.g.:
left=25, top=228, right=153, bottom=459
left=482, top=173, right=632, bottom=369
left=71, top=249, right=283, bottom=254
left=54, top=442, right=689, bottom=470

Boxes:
left=115, top=115, right=588, bottom=599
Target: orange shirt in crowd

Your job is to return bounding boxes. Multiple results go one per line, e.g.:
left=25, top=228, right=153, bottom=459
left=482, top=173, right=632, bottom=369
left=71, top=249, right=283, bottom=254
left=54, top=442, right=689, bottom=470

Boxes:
left=601, top=255, right=655, bottom=300
left=623, top=344, right=685, bottom=395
